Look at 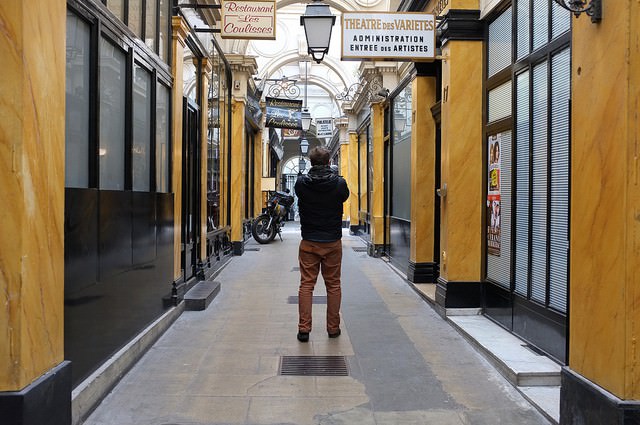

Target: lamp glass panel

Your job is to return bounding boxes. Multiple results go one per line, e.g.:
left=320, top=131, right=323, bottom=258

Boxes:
left=303, top=17, right=334, bottom=49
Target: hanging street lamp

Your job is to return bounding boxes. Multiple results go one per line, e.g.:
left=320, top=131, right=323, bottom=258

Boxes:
left=300, top=0, right=336, bottom=64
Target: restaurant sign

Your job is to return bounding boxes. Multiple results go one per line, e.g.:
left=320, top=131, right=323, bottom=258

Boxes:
left=265, top=97, right=302, bottom=129
left=341, top=12, right=436, bottom=61
left=220, top=0, right=276, bottom=40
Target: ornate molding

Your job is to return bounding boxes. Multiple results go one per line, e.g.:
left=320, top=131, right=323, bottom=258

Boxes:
left=438, top=9, right=483, bottom=47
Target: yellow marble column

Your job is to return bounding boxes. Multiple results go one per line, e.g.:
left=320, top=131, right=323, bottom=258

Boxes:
left=439, top=40, right=483, bottom=284
left=254, top=128, right=264, bottom=216
left=359, top=132, right=368, bottom=222
left=370, top=102, right=386, bottom=251
left=409, top=76, right=437, bottom=282
left=348, top=131, right=359, bottom=232
left=199, top=58, right=212, bottom=261
left=230, top=99, right=246, bottom=250
left=568, top=1, right=640, bottom=401
left=0, top=0, right=66, bottom=393
left=171, top=16, right=189, bottom=280
left=336, top=117, right=350, bottom=225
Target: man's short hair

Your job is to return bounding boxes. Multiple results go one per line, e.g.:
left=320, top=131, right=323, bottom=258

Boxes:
left=308, top=146, right=330, bottom=166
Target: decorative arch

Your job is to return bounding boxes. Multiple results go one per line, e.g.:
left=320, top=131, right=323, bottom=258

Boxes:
left=275, top=0, right=357, bottom=12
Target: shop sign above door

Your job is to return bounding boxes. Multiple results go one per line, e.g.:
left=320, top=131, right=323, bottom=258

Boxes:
left=221, top=0, right=276, bottom=40
left=265, top=97, right=302, bottom=129
left=341, top=12, right=436, bottom=61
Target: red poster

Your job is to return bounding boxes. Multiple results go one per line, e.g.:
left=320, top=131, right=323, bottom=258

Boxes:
left=487, top=134, right=501, bottom=256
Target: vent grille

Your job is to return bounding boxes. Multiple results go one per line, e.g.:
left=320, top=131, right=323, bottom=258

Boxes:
left=244, top=247, right=260, bottom=251
left=279, top=356, right=348, bottom=376
left=291, top=266, right=300, bottom=271
left=352, top=247, right=367, bottom=252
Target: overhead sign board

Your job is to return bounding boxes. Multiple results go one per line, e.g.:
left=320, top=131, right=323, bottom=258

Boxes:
left=220, top=0, right=276, bottom=40
left=315, top=118, right=334, bottom=138
left=341, top=12, right=436, bottom=61
left=265, top=97, right=302, bottom=129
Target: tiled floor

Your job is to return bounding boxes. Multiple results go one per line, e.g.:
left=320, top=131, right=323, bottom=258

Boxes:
left=83, top=225, right=552, bottom=425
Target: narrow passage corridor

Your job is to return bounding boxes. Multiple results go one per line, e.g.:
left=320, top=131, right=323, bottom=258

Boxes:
left=84, top=225, right=551, bottom=425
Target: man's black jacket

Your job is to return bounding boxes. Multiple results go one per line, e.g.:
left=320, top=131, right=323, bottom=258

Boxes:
left=295, top=165, right=349, bottom=242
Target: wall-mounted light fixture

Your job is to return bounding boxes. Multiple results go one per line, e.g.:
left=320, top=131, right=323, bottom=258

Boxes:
left=300, top=0, right=336, bottom=64
left=552, top=0, right=601, bottom=23
left=336, top=75, right=387, bottom=103
left=254, top=76, right=300, bottom=99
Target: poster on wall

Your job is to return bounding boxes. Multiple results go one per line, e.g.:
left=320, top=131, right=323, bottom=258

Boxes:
left=265, top=97, right=302, bottom=129
left=315, top=118, right=334, bottom=138
left=487, top=133, right=502, bottom=256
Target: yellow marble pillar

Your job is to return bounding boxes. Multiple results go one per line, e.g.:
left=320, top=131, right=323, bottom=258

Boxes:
left=569, top=1, right=640, bottom=400
left=359, top=132, right=368, bottom=221
left=0, top=0, right=66, bottom=391
left=171, top=16, right=189, bottom=280
left=199, top=58, right=212, bottom=261
left=370, top=102, right=386, bottom=249
left=348, top=131, right=359, bottom=231
left=410, top=76, right=437, bottom=267
left=254, top=129, right=263, bottom=216
left=340, top=141, right=350, bottom=223
left=439, top=41, right=483, bottom=283
left=230, top=99, right=246, bottom=246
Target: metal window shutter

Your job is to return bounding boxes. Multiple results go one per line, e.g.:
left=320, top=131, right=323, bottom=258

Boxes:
left=517, top=0, right=530, bottom=60
left=530, top=62, right=548, bottom=304
left=551, top=2, right=570, bottom=39
left=487, top=131, right=512, bottom=287
left=533, top=0, right=549, bottom=51
left=549, top=48, right=570, bottom=313
left=488, top=7, right=512, bottom=78
left=488, top=81, right=512, bottom=123
left=514, top=71, right=530, bottom=296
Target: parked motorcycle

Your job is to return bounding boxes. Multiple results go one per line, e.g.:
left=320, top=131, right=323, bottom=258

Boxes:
left=251, top=190, right=295, bottom=244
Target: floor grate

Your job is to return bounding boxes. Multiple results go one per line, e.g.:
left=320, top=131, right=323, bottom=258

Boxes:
left=279, top=356, right=348, bottom=376
left=287, top=296, right=327, bottom=304
left=291, top=266, right=300, bottom=271
left=352, top=246, right=368, bottom=252
left=244, top=247, right=261, bottom=251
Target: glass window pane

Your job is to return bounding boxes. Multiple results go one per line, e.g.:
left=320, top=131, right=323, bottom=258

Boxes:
left=488, top=80, right=512, bottom=123
left=156, top=83, right=170, bottom=193
left=516, top=0, right=530, bottom=59
left=532, top=0, right=549, bottom=50
left=514, top=70, right=530, bottom=297
left=146, top=0, right=157, bottom=52
left=99, top=37, right=126, bottom=190
left=107, top=0, right=125, bottom=22
left=391, top=85, right=412, bottom=221
left=552, top=1, right=571, bottom=39
left=159, top=0, right=170, bottom=62
left=184, top=46, right=197, bottom=102
left=128, top=0, right=142, bottom=37
left=65, top=12, right=91, bottom=188
left=488, top=7, right=512, bottom=77
left=133, top=63, right=151, bottom=191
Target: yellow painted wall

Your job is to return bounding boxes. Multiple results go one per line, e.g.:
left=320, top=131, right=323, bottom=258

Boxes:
left=230, top=99, right=246, bottom=242
left=349, top=132, right=359, bottom=226
left=570, top=1, right=640, bottom=400
left=171, top=17, right=189, bottom=279
left=371, top=103, right=385, bottom=246
left=439, top=41, right=483, bottom=282
left=0, top=0, right=66, bottom=391
left=410, top=77, right=437, bottom=263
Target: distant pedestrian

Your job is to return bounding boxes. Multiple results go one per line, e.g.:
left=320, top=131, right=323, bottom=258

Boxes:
left=294, top=147, right=349, bottom=342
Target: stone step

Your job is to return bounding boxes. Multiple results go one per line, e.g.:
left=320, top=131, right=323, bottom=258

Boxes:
left=184, top=280, right=221, bottom=311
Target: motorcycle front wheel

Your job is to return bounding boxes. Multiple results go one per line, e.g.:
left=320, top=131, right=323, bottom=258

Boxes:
left=251, top=214, right=277, bottom=244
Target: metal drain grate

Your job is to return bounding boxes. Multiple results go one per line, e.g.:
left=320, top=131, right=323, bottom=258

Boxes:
left=287, top=296, right=327, bottom=304
left=279, top=356, right=348, bottom=376
left=244, top=247, right=261, bottom=251
left=352, top=247, right=367, bottom=252
left=291, top=266, right=300, bottom=271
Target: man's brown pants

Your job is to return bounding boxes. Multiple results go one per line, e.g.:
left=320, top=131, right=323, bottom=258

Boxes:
left=298, top=239, right=343, bottom=334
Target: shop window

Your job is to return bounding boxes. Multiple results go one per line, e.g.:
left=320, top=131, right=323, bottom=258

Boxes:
left=145, top=0, right=157, bottom=52
left=156, top=82, right=170, bottom=193
left=487, top=80, right=512, bottom=123
left=133, top=63, right=152, bottom=191
left=128, top=0, right=143, bottom=37
left=99, top=37, right=126, bottom=191
left=514, top=70, right=530, bottom=296
left=488, top=6, right=512, bottom=77
left=106, top=0, right=125, bottom=22
left=159, top=0, right=170, bottom=62
left=65, top=11, right=91, bottom=188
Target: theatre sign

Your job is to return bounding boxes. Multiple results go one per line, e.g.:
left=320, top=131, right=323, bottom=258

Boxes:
left=341, top=12, right=436, bottom=61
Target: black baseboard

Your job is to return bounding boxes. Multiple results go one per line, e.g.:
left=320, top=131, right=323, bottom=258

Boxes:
left=407, top=261, right=439, bottom=283
left=232, top=241, right=244, bottom=256
left=367, top=243, right=384, bottom=258
left=0, top=361, right=72, bottom=425
left=561, top=367, right=640, bottom=424
left=349, top=225, right=360, bottom=235
left=342, top=220, right=349, bottom=228
left=436, top=278, right=482, bottom=310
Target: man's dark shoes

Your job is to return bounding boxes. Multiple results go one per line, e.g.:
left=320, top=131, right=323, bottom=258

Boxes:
left=297, top=331, right=309, bottom=342
left=328, top=329, right=341, bottom=338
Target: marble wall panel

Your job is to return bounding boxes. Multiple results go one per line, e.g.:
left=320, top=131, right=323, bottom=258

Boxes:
left=230, top=99, right=246, bottom=243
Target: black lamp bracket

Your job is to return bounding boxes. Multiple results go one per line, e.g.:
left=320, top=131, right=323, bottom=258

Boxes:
left=552, top=0, right=601, bottom=23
